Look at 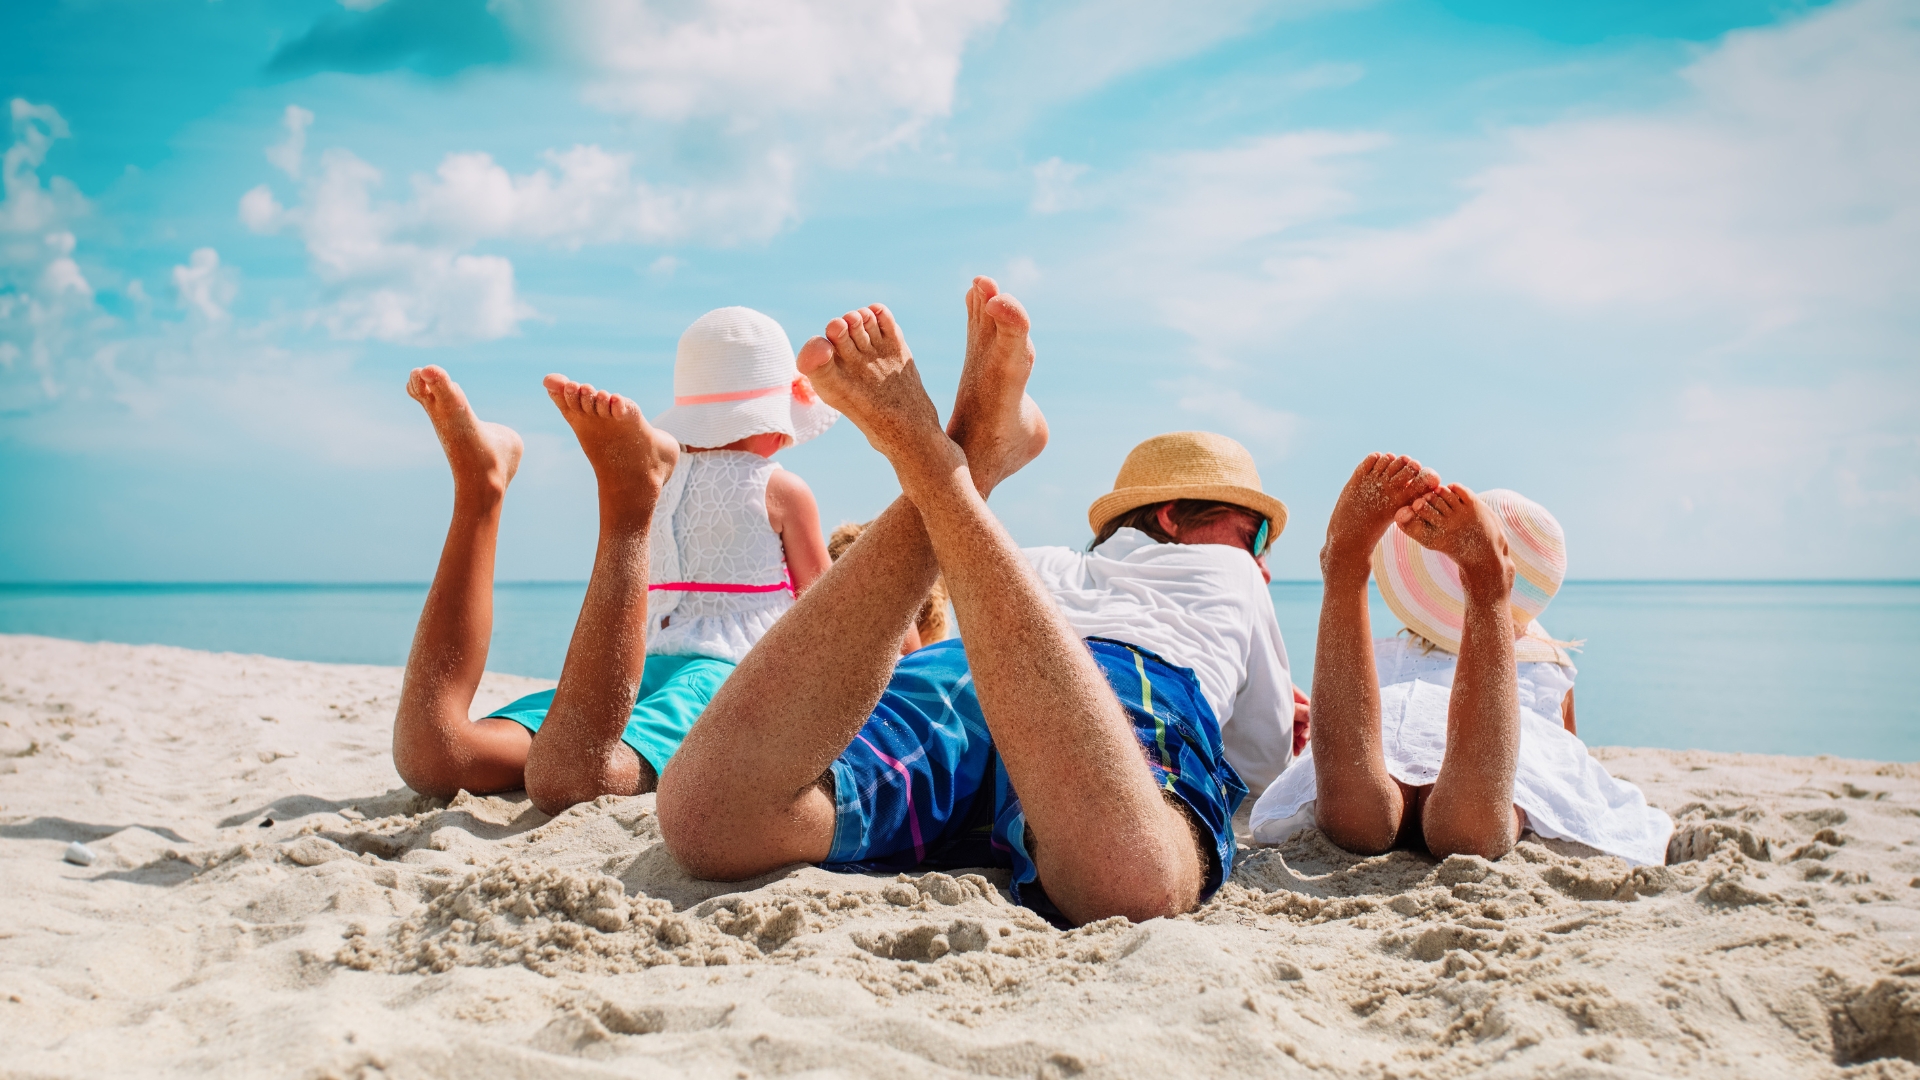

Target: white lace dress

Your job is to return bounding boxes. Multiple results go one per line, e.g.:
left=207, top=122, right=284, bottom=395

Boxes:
left=645, top=450, right=793, bottom=663
left=1250, top=637, right=1673, bottom=865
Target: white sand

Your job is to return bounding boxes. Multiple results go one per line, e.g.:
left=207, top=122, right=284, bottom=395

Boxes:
left=3, top=633, right=1919, bottom=1079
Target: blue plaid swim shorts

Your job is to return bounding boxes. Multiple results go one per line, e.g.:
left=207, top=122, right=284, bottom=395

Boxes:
left=823, top=637, right=1248, bottom=924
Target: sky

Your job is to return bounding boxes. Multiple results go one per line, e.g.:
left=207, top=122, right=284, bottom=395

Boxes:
left=1, top=0, right=1915, bottom=583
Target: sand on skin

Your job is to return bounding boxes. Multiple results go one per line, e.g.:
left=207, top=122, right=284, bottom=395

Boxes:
left=2, top=633, right=1920, bottom=1079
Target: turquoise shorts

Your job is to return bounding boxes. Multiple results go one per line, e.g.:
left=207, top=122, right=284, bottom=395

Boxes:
left=483, top=653, right=736, bottom=775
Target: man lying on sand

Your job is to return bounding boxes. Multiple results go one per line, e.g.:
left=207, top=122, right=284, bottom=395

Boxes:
left=655, top=279, right=1300, bottom=927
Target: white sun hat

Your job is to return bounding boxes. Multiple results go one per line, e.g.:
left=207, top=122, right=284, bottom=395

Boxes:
left=651, top=307, right=839, bottom=449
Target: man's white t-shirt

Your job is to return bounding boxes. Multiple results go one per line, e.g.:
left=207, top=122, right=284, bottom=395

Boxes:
left=1021, top=528, right=1296, bottom=795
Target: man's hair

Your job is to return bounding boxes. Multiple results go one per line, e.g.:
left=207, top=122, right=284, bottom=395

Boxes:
left=1090, top=499, right=1254, bottom=550
left=828, top=521, right=950, bottom=643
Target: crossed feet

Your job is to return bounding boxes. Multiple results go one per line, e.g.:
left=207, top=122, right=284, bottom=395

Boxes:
left=1321, top=452, right=1514, bottom=597
left=796, top=275, right=1047, bottom=496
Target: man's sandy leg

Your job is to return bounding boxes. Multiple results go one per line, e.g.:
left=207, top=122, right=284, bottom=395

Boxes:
left=806, top=303, right=1196, bottom=924
left=393, top=366, right=534, bottom=798
left=522, top=375, right=678, bottom=816
left=1311, top=454, right=1441, bottom=855
left=1397, top=484, right=1523, bottom=859
left=658, top=292, right=1050, bottom=883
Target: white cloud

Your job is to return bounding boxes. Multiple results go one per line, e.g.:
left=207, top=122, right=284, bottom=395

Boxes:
left=265, top=105, right=314, bottom=179
left=1168, top=381, right=1300, bottom=453
left=1, top=100, right=100, bottom=405
left=238, top=184, right=284, bottom=233
left=1591, top=374, right=1920, bottom=573
left=985, top=0, right=1303, bottom=107
left=409, top=144, right=796, bottom=247
left=171, top=248, right=233, bottom=322
left=1030, top=157, right=1086, bottom=214
left=497, top=0, right=1007, bottom=148
left=1124, top=0, right=1920, bottom=347
left=241, top=114, right=800, bottom=346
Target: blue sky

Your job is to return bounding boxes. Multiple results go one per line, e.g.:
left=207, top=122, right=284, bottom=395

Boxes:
left=2, top=0, right=1915, bottom=583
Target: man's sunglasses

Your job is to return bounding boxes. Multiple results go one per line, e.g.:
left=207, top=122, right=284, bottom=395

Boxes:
left=1251, top=517, right=1273, bottom=558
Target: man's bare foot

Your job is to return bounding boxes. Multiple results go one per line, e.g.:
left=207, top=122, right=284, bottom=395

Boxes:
left=408, top=366, right=523, bottom=498
left=946, top=276, right=1048, bottom=497
left=1321, top=453, right=1440, bottom=584
left=542, top=374, right=678, bottom=515
left=799, top=305, right=960, bottom=479
left=1399, top=484, right=1514, bottom=593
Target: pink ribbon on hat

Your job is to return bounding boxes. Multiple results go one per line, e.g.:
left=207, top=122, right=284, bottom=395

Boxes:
left=675, top=375, right=818, bottom=407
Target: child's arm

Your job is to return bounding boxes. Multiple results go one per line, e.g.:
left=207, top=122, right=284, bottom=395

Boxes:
left=765, top=469, right=831, bottom=594
left=1561, top=687, right=1577, bottom=736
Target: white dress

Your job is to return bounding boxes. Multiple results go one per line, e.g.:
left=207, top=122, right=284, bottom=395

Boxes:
left=1250, top=637, right=1673, bottom=865
left=644, top=450, right=793, bottom=663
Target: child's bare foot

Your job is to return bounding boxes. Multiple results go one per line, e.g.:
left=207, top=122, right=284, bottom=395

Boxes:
left=799, top=305, right=960, bottom=479
left=408, top=365, right=523, bottom=498
left=542, top=374, right=678, bottom=516
left=1321, top=453, right=1440, bottom=584
left=1399, top=484, right=1514, bottom=595
left=947, top=276, right=1048, bottom=497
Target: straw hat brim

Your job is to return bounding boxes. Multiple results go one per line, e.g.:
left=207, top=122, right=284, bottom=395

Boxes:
left=1088, top=483, right=1288, bottom=538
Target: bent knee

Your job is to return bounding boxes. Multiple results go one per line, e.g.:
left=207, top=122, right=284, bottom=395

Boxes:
left=1053, top=873, right=1202, bottom=926
left=1425, top=831, right=1516, bottom=862
left=391, top=731, right=463, bottom=800
left=1318, top=817, right=1398, bottom=858
left=657, top=811, right=777, bottom=882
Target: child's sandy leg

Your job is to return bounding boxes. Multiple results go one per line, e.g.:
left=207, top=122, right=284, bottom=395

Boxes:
left=523, top=375, right=679, bottom=816
left=1399, top=484, right=1523, bottom=859
left=1310, top=454, right=1441, bottom=855
left=393, top=366, right=533, bottom=797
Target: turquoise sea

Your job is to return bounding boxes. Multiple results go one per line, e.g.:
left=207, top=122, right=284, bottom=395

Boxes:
left=1, top=581, right=1915, bottom=761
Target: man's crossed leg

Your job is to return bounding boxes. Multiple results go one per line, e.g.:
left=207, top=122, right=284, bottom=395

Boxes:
left=658, top=280, right=1208, bottom=926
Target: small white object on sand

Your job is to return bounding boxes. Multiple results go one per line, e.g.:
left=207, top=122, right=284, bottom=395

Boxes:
left=62, top=841, right=95, bottom=866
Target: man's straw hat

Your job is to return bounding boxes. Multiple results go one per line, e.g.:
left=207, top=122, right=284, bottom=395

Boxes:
left=652, top=307, right=839, bottom=449
left=1088, top=431, right=1288, bottom=539
left=1372, top=488, right=1572, bottom=664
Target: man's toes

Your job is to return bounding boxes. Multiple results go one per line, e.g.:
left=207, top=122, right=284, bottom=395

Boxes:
left=984, top=292, right=1029, bottom=333
left=798, top=336, right=834, bottom=375
left=973, top=275, right=1000, bottom=300
left=870, top=304, right=900, bottom=342
left=845, top=310, right=875, bottom=353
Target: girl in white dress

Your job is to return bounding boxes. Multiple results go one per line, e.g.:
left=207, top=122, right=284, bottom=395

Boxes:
left=483, top=307, right=836, bottom=782
left=1251, top=457, right=1671, bottom=865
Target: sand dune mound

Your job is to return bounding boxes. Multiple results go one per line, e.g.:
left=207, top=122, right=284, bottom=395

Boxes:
left=3, top=634, right=1919, bottom=1078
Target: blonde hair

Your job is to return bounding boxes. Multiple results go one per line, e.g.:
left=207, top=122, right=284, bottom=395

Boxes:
left=828, top=521, right=950, bottom=644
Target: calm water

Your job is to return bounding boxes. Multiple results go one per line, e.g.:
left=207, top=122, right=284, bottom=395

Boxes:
left=3, top=581, right=1916, bottom=760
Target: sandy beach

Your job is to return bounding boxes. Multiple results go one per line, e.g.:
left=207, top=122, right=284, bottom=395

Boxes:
left=2, top=632, right=1918, bottom=1078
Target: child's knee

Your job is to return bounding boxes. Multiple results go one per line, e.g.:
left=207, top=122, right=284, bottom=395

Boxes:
left=1422, top=815, right=1517, bottom=863
left=391, top=731, right=460, bottom=799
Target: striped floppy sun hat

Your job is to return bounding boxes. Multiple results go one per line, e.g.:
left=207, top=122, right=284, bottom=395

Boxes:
left=651, top=307, right=840, bottom=449
left=1371, top=488, right=1572, bottom=664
